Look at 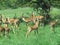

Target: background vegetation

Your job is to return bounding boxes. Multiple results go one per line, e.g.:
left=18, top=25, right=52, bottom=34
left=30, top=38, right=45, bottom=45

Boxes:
left=0, top=0, right=60, bottom=10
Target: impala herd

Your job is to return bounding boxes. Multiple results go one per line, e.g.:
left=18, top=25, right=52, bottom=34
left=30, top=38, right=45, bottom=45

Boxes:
left=0, top=12, right=59, bottom=38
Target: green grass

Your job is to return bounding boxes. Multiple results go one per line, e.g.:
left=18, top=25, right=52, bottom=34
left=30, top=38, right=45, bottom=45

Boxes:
left=0, top=7, right=60, bottom=45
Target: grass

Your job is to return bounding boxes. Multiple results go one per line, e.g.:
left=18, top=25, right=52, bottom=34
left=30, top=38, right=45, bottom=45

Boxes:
left=0, top=7, right=60, bottom=45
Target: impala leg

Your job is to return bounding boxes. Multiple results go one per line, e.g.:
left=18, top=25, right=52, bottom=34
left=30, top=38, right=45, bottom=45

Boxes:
left=5, top=30, right=7, bottom=37
left=15, top=23, right=19, bottom=31
left=36, top=30, right=38, bottom=34
left=15, top=24, right=17, bottom=28
left=0, top=31, right=2, bottom=37
left=39, top=20, right=42, bottom=26
left=5, top=29, right=9, bottom=37
left=34, top=29, right=38, bottom=34
left=13, top=27, right=15, bottom=34
left=11, top=25, right=15, bottom=34
left=13, top=29, right=15, bottom=34
left=51, top=26, right=55, bottom=33
left=26, top=22, right=28, bottom=26
left=26, top=29, right=31, bottom=38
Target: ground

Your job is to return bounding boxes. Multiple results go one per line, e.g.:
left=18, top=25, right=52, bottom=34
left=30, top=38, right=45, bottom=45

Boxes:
left=0, top=7, right=60, bottom=45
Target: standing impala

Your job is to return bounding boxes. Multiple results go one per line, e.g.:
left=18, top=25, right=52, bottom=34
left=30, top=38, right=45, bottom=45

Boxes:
left=26, top=19, right=39, bottom=38
left=36, top=15, right=44, bottom=26
left=6, top=17, right=19, bottom=33
left=22, top=12, right=36, bottom=25
left=0, top=23, right=10, bottom=37
left=50, top=19, right=59, bottom=32
left=4, top=23, right=10, bottom=37
left=30, top=12, right=44, bottom=26
left=1, top=15, right=7, bottom=24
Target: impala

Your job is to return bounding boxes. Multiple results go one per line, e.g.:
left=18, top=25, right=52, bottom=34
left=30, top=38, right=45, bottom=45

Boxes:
left=49, top=19, right=59, bottom=32
left=26, top=19, right=39, bottom=38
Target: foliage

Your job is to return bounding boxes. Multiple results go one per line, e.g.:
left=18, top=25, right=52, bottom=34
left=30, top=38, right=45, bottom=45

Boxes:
left=0, top=0, right=60, bottom=9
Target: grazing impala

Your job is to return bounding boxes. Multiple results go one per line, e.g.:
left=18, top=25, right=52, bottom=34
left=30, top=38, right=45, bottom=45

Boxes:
left=26, top=19, right=39, bottom=38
